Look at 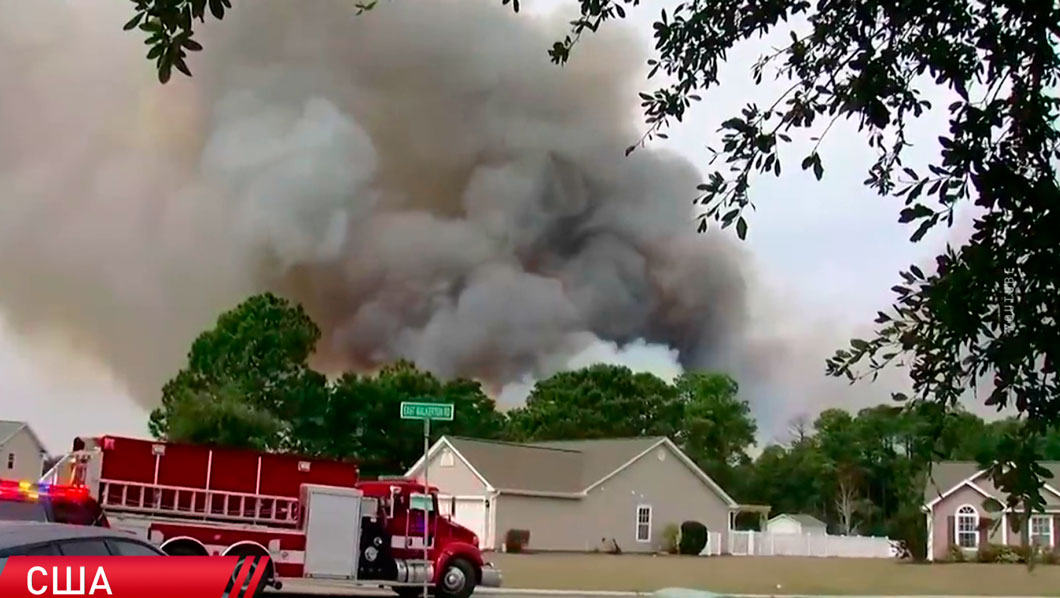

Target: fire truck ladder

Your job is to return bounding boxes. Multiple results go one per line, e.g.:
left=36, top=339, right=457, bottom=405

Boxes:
left=42, top=452, right=301, bottom=527
left=98, top=480, right=302, bottom=526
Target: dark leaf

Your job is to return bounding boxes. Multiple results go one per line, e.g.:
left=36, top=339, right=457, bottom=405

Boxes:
left=123, top=12, right=145, bottom=31
left=208, top=0, right=225, bottom=19
left=174, top=56, right=192, bottom=77
left=158, top=60, right=172, bottom=84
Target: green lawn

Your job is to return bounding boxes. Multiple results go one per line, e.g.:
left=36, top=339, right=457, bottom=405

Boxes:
left=488, top=553, right=1060, bottom=596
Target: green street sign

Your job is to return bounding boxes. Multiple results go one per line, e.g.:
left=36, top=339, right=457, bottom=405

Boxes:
left=400, top=401, right=454, bottom=421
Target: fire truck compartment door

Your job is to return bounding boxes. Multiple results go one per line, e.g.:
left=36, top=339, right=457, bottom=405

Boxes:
left=302, top=484, right=363, bottom=579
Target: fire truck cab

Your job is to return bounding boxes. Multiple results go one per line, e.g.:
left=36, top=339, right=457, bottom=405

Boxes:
left=41, top=435, right=501, bottom=598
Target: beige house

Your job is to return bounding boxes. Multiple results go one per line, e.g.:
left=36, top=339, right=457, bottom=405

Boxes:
left=0, top=420, right=47, bottom=482
left=405, top=435, right=754, bottom=553
left=923, top=461, right=1060, bottom=561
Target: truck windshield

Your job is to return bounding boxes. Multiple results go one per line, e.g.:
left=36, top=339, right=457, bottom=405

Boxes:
left=0, top=498, right=49, bottom=522
left=409, top=493, right=434, bottom=513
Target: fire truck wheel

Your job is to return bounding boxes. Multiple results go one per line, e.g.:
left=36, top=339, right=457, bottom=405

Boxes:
left=437, top=558, right=475, bottom=598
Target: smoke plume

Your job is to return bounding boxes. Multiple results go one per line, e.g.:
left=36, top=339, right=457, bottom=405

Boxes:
left=0, top=0, right=902, bottom=437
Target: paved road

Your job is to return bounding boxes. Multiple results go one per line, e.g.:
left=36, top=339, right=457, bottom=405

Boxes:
left=271, top=593, right=1054, bottom=598
left=269, top=580, right=650, bottom=598
left=267, top=580, right=1052, bottom=598
left=271, top=592, right=638, bottom=598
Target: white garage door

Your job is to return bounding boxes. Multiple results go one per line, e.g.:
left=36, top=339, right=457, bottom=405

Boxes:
left=439, top=496, right=488, bottom=546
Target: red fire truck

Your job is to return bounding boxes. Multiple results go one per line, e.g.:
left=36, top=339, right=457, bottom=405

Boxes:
left=40, top=435, right=501, bottom=598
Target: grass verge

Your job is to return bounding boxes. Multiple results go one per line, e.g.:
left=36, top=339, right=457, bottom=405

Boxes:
left=488, top=553, right=1060, bottom=596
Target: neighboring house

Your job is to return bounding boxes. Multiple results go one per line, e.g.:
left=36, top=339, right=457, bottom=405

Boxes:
left=766, top=513, right=828, bottom=535
left=0, top=421, right=47, bottom=482
left=405, top=436, right=762, bottom=553
left=922, top=461, right=1060, bottom=561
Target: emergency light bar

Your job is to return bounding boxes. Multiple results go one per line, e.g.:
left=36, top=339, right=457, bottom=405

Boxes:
left=0, top=479, right=90, bottom=501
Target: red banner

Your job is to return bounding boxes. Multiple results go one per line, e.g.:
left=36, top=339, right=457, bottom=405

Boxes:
left=0, top=556, right=270, bottom=598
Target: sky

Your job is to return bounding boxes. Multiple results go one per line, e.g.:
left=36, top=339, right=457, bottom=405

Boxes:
left=0, top=0, right=978, bottom=454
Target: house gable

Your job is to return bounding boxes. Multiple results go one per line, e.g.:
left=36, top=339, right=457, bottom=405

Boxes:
left=0, top=421, right=46, bottom=456
left=0, top=421, right=32, bottom=450
left=404, top=437, right=493, bottom=495
left=1, top=426, right=47, bottom=481
left=768, top=514, right=797, bottom=525
left=929, top=483, right=1007, bottom=561
left=926, top=478, right=994, bottom=510
left=584, top=438, right=737, bottom=507
left=581, top=439, right=733, bottom=552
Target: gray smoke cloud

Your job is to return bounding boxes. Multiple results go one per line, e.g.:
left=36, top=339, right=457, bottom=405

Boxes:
left=0, top=0, right=900, bottom=437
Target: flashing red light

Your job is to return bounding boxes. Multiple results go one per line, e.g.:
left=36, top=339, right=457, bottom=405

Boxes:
left=0, top=479, right=89, bottom=501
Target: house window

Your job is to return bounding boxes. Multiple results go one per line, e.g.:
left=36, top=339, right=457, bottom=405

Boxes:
left=6, top=454, right=12, bottom=470
left=1031, top=515, right=1053, bottom=547
left=440, top=449, right=454, bottom=468
left=955, top=505, right=979, bottom=548
left=635, top=505, right=652, bottom=542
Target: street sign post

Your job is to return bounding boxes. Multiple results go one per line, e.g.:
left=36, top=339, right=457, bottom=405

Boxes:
left=400, top=401, right=455, bottom=598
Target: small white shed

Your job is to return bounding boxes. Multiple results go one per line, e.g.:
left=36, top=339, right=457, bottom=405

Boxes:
left=766, top=513, right=827, bottom=535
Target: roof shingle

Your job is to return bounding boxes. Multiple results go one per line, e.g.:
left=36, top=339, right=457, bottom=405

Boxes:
left=443, top=436, right=666, bottom=494
left=0, top=420, right=28, bottom=446
left=924, top=461, right=981, bottom=505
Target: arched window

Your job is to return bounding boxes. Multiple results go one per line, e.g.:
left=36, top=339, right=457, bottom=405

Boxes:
left=955, top=504, right=979, bottom=548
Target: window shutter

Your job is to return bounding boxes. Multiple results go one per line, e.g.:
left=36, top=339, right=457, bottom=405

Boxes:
left=979, top=517, right=991, bottom=546
left=947, top=516, right=955, bottom=547
left=1053, top=516, right=1059, bottom=548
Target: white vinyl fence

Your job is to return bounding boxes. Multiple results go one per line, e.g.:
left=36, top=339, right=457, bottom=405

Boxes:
left=698, top=531, right=723, bottom=556
left=727, top=530, right=898, bottom=558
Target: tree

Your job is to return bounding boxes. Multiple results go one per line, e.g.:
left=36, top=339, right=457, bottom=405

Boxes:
left=505, top=364, right=682, bottom=441
left=810, top=409, right=875, bottom=533
left=150, top=293, right=506, bottom=470
left=149, top=292, right=329, bottom=450
left=833, top=466, right=874, bottom=536
left=322, top=360, right=506, bottom=476
left=163, top=378, right=286, bottom=450
left=673, top=372, right=757, bottom=489
left=787, top=415, right=812, bottom=445
left=742, top=441, right=828, bottom=523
